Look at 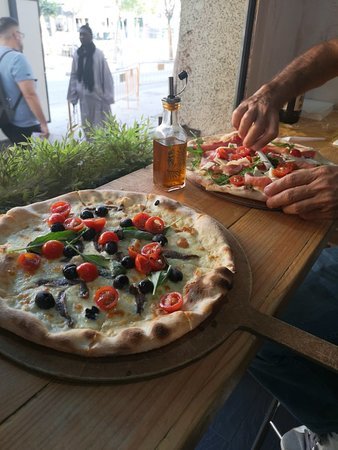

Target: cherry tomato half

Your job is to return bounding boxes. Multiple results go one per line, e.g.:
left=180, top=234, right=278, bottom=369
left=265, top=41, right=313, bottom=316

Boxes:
left=83, top=218, right=107, bottom=232
left=216, top=147, right=232, bottom=160
left=17, top=252, right=41, bottom=273
left=63, top=217, right=84, bottom=232
left=135, top=254, right=152, bottom=275
left=128, top=239, right=141, bottom=259
left=132, top=212, right=150, bottom=230
left=41, top=240, right=65, bottom=259
left=159, top=292, right=183, bottom=313
left=50, top=201, right=71, bottom=218
left=289, top=148, right=302, bottom=158
left=141, top=242, right=162, bottom=259
left=272, top=162, right=296, bottom=178
left=229, top=175, right=245, bottom=187
left=144, top=216, right=165, bottom=234
left=98, top=231, right=119, bottom=245
left=94, top=286, right=119, bottom=311
left=47, top=213, right=66, bottom=226
left=76, top=262, right=99, bottom=282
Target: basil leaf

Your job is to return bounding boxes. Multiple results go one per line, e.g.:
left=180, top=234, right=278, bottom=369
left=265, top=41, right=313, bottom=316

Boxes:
left=81, top=254, right=110, bottom=268
left=149, top=265, right=172, bottom=295
left=20, top=230, right=78, bottom=253
left=123, top=229, right=154, bottom=240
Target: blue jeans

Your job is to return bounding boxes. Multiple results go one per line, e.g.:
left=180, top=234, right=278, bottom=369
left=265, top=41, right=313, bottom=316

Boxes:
left=250, top=247, right=338, bottom=435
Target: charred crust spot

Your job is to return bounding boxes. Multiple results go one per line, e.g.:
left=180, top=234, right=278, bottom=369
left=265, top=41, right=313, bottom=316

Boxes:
left=121, top=328, right=145, bottom=345
left=83, top=329, right=98, bottom=341
left=152, top=323, right=170, bottom=340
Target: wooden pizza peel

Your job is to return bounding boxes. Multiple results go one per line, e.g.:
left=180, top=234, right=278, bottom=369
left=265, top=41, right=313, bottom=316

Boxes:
left=0, top=228, right=337, bottom=383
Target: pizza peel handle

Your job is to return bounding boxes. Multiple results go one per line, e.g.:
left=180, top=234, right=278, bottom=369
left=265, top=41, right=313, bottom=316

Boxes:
left=234, top=304, right=338, bottom=374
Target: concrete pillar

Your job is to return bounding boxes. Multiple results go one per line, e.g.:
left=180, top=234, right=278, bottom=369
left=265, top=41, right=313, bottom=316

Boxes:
left=174, top=0, right=249, bottom=136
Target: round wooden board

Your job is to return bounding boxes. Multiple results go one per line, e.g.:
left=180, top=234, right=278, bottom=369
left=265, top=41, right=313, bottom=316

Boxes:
left=0, top=229, right=251, bottom=384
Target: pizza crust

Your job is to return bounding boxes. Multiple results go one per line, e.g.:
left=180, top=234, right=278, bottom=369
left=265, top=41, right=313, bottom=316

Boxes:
left=0, top=190, right=235, bottom=356
left=187, top=169, right=266, bottom=202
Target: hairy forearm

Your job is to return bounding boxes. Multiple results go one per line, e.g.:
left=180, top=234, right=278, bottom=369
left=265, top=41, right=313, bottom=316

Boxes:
left=23, top=92, right=48, bottom=126
left=256, top=39, right=338, bottom=108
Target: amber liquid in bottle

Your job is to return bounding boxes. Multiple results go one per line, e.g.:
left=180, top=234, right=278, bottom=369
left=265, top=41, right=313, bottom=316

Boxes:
left=153, top=137, right=187, bottom=191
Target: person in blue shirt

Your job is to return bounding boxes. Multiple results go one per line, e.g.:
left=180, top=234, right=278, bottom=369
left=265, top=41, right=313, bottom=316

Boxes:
left=0, top=16, right=49, bottom=144
left=232, top=39, right=338, bottom=450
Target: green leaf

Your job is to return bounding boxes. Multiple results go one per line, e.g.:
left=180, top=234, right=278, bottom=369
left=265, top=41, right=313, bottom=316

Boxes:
left=149, top=265, right=172, bottom=295
left=110, top=260, right=127, bottom=277
left=12, top=230, right=79, bottom=253
left=82, top=254, right=111, bottom=268
left=123, top=229, right=154, bottom=240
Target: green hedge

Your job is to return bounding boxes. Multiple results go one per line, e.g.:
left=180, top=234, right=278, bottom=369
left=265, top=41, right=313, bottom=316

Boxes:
left=0, top=115, right=153, bottom=213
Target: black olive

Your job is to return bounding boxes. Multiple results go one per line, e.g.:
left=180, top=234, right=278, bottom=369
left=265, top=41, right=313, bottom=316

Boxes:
left=113, top=274, right=129, bottom=289
left=138, top=279, right=154, bottom=294
left=95, top=205, right=109, bottom=217
left=121, top=256, right=135, bottom=269
left=80, top=209, right=94, bottom=219
left=82, top=228, right=96, bottom=241
left=63, top=245, right=77, bottom=258
left=35, top=291, right=55, bottom=309
left=152, top=234, right=168, bottom=246
left=113, top=228, right=124, bottom=240
left=50, top=222, right=65, bottom=232
left=120, top=218, right=134, bottom=228
left=62, top=263, right=78, bottom=280
left=154, top=200, right=160, bottom=206
left=168, top=267, right=183, bottom=282
left=105, top=241, right=118, bottom=255
left=85, top=306, right=99, bottom=320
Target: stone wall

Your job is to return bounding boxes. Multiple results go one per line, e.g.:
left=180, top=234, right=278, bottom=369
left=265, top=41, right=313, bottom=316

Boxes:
left=174, top=0, right=249, bottom=136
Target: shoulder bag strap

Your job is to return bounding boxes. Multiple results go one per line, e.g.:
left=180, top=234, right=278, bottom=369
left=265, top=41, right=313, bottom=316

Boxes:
left=0, top=49, right=23, bottom=110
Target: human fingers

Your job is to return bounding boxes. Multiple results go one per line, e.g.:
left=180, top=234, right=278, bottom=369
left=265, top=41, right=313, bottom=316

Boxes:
left=242, top=111, right=279, bottom=150
left=231, top=102, right=249, bottom=130
left=266, top=184, right=313, bottom=210
left=264, top=170, right=315, bottom=197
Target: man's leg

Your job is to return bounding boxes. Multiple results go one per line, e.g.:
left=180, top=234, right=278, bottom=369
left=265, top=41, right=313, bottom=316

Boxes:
left=250, top=247, right=338, bottom=435
left=1, top=123, right=41, bottom=144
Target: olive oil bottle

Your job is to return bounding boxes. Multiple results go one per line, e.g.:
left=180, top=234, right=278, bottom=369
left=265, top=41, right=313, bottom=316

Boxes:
left=153, top=75, right=188, bottom=191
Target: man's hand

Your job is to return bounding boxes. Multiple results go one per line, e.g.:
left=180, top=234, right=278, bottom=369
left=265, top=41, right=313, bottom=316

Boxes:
left=264, top=165, right=338, bottom=220
left=40, top=123, right=50, bottom=139
left=232, top=92, right=280, bottom=151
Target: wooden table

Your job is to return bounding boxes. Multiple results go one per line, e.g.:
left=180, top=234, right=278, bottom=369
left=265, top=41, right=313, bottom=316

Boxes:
left=0, top=118, right=338, bottom=449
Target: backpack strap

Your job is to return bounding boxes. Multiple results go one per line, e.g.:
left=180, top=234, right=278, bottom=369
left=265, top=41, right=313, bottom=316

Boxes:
left=0, top=49, right=23, bottom=111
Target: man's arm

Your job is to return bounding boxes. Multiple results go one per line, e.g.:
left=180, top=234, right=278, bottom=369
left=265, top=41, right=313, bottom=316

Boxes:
left=232, top=39, right=338, bottom=150
left=17, top=79, right=49, bottom=137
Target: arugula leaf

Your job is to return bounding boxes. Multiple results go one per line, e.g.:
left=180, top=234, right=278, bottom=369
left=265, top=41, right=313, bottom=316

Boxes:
left=149, top=265, right=172, bottom=295
left=271, top=141, right=295, bottom=150
left=209, top=171, right=230, bottom=186
left=187, top=141, right=204, bottom=169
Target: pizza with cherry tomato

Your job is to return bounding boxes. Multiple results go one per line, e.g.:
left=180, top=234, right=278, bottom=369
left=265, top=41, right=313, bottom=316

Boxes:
left=0, top=190, right=234, bottom=356
left=187, top=131, right=333, bottom=202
